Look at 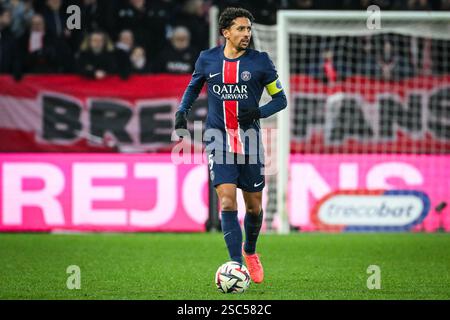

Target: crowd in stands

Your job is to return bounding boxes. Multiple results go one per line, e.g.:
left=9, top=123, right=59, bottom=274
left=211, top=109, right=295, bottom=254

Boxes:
left=292, top=33, right=450, bottom=82
left=0, top=0, right=449, bottom=80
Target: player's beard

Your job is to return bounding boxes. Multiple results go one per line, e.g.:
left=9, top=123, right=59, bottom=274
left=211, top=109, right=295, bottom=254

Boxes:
left=238, top=39, right=250, bottom=51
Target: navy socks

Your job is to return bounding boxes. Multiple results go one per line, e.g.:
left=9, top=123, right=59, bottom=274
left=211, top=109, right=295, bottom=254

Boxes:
left=221, top=210, right=242, bottom=264
left=244, top=210, right=263, bottom=255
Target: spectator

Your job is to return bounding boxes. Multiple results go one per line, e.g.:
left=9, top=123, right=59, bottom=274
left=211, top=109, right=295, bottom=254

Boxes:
left=6, top=0, right=34, bottom=38
left=307, top=43, right=351, bottom=83
left=116, top=0, right=167, bottom=61
left=80, top=0, right=114, bottom=32
left=153, top=26, right=197, bottom=73
left=130, top=46, right=151, bottom=74
left=375, top=39, right=414, bottom=80
left=0, top=5, right=20, bottom=76
left=355, top=35, right=381, bottom=77
left=41, top=0, right=65, bottom=38
left=173, top=0, right=209, bottom=51
left=377, top=40, right=397, bottom=80
left=76, top=31, right=116, bottom=79
left=18, top=13, right=73, bottom=74
left=116, top=29, right=134, bottom=53
left=68, top=0, right=117, bottom=53
left=115, top=29, right=134, bottom=78
left=322, top=48, right=337, bottom=83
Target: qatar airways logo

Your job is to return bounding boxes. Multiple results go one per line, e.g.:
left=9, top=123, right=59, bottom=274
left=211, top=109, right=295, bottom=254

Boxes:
left=212, top=84, right=249, bottom=100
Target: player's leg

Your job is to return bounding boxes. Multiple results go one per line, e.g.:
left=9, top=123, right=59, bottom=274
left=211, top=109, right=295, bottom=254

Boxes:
left=238, top=153, right=265, bottom=255
left=241, top=190, right=264, bottom=283
left=209, top=150, right=243, bottom=263
left=216, top=183, right=243, bottom=264
left=242, top=190, right=263, bottom=255
left=237, top=153, right=265, bottom=283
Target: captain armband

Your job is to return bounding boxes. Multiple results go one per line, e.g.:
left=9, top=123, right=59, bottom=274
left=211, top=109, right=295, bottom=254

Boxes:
left=265, top=78, right=283, bottom=96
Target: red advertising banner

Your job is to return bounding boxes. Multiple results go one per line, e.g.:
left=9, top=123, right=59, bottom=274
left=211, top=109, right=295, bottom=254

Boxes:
left=1, top=74, right=449, bottom=153
left=290, top=75, right=450, bottom=153
left=0, top=75, right=206, bottom=152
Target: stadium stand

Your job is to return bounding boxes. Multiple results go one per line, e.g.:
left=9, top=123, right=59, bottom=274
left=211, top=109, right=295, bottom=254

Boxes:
left=1, top=0, right=449, bottom=77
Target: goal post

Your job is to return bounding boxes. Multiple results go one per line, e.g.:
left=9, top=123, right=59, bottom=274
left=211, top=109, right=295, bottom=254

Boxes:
left=276, top=11, right=290, bottom=234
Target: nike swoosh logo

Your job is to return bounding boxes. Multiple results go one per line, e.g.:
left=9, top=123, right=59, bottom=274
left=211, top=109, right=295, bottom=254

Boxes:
left=209, top=72, right=221, bottom=79
left=254, top=181, right=264, bottom=187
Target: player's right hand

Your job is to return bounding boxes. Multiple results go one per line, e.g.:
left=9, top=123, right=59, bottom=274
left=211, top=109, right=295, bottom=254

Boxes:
left=175, top=111, right=188, bottom=138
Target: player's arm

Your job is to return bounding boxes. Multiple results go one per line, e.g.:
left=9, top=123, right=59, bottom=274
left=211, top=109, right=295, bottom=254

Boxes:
left=175, top=53, right=206, bottom=131
left=259, top=78, right=287, bottom=118
left=238, top=53, right=287, bottom=126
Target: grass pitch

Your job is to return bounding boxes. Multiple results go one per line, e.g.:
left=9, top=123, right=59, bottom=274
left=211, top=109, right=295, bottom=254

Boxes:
left=0, top=233, right=449, bottom=300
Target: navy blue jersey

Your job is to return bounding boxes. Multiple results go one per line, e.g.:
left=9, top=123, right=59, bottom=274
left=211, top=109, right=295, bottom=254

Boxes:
left=178, top=45, right=286, bottom=155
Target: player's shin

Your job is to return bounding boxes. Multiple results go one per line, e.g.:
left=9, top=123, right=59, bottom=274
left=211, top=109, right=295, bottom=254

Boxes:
left=244, top=210, right=263, bottom=254
left=221, top=210, right=243, bottom=264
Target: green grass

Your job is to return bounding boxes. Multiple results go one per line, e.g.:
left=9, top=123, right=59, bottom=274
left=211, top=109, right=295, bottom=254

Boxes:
left=0, top=233, right=449, bottom=300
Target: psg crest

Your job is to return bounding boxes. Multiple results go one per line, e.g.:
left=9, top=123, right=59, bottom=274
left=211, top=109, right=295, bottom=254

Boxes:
left=241, top=71, right=251, bottom=81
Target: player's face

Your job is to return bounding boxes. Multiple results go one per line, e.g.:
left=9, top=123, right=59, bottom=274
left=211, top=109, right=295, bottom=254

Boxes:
left=224, top=17, right=252, bottom=51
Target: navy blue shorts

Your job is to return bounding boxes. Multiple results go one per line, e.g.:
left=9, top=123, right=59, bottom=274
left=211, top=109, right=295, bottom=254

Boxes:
left=207, top=150, right=265, bottom=192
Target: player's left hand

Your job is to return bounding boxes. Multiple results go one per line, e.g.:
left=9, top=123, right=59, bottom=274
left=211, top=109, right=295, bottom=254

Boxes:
left=175, top=111, right=187, bottom=130
left=238, top=108, right=261, bottom=126
left=174, top=111, right=188, bottom=139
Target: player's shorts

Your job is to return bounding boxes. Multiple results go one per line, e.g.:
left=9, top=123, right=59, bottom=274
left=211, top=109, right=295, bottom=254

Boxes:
left=207, top=150, right=265, bottom=192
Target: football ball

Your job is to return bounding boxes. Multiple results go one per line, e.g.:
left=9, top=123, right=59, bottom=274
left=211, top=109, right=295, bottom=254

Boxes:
left=215, top=261, right=251, bottom=293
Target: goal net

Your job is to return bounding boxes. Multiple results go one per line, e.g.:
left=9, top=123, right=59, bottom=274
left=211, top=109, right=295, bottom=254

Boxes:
left=251, top=11, right=450, bottom=233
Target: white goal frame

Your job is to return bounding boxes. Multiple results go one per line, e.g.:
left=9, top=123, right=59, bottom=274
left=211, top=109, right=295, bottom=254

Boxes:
left=277, top=10, right=450, bottom=234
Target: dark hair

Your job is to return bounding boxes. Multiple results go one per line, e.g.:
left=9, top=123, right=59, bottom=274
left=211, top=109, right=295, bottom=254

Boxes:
left=219, top=7, right=254, bottom=36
